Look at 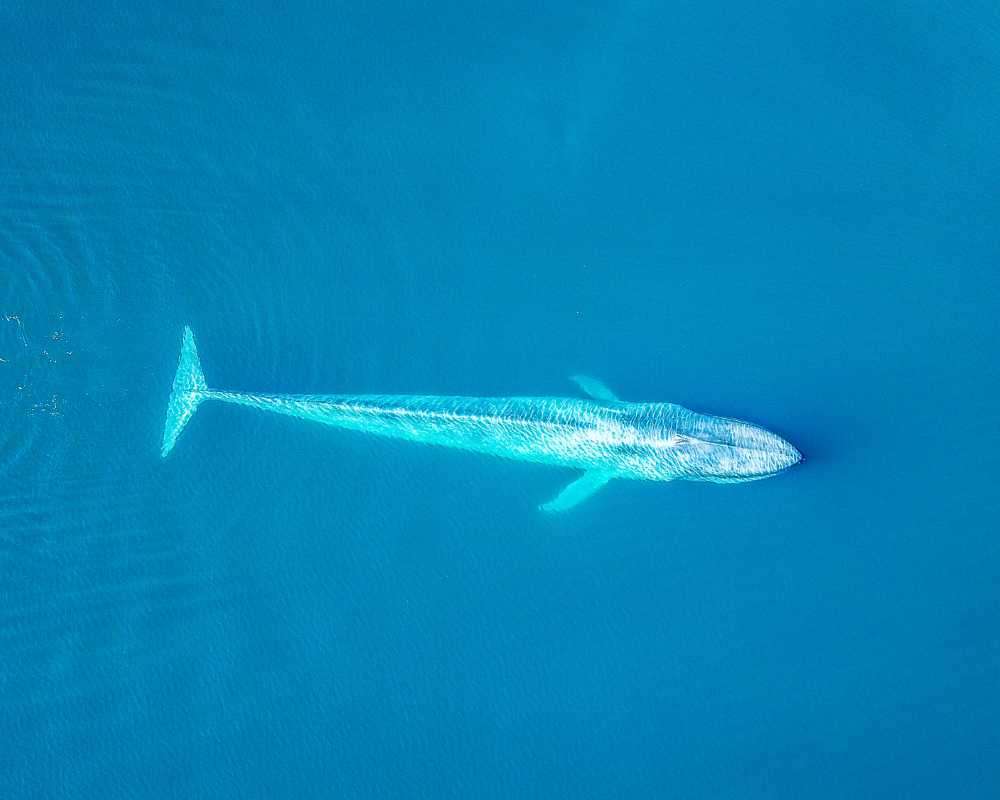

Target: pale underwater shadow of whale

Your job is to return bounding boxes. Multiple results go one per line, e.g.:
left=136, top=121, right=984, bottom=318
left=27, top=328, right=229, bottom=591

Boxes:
left=161, top=326, right=804, bottom=513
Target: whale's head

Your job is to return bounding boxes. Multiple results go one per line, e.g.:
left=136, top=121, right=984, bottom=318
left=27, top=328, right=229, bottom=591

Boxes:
left=660, top=410, right=802, bottom=483
left=726, top=423, right=802, bottom=479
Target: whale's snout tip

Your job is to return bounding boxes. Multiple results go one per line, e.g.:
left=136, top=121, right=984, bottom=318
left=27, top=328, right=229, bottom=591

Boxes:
left=770, top=433, right=802, bottom=471
left=742, top=426, right=802, bottom=476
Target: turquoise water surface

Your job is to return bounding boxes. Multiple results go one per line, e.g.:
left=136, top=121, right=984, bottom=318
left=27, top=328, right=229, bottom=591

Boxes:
left=2, top=2, right=999, bottom=797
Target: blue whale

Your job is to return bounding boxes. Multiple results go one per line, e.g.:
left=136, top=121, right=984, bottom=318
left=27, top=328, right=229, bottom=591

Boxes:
left=162, top=327, right=801, bottom=511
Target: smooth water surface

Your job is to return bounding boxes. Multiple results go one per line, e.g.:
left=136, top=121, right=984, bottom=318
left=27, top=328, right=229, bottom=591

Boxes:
left=2, top=2, right=999, bottom=797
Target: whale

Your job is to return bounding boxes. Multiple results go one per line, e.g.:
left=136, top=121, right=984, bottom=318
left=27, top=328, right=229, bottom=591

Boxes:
left=161, top=327, right=802, bottom=511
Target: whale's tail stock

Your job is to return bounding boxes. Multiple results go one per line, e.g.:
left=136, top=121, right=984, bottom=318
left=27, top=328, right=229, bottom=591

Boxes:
left=161, top=326, right=207, bottom=457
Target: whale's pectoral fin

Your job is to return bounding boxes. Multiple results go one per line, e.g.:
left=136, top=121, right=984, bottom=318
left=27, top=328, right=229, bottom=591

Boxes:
left=540, top=470, right=614, bottom=513
left=570, top=375, right=620, bottom=402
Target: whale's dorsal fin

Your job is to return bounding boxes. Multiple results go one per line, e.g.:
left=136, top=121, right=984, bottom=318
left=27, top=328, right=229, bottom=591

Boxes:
left=540, top=470, right=614, bottom=513
left=570, top=375, right=620, bottom=402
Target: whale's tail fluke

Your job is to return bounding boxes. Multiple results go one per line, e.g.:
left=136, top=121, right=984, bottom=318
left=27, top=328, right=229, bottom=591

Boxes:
left=161, top=326, right=207, bottom=457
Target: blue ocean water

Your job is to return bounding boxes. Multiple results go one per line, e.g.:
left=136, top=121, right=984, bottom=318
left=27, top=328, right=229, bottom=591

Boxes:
left=2, top=1, right=999, bottom=797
